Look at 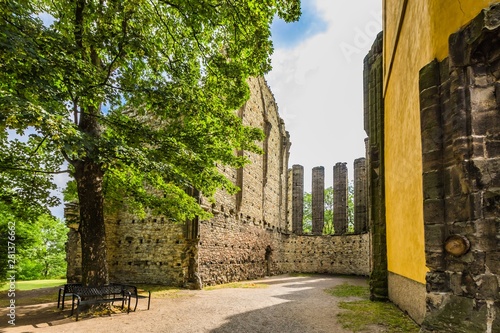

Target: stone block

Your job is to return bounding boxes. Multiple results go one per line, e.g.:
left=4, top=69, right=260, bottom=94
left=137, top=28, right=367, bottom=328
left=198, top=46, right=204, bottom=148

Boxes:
left=422, top=295, right=488, bottom=333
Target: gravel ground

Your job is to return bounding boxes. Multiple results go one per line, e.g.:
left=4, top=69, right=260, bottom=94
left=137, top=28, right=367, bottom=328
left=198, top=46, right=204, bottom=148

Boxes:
left=1, top=274, right=370, bottom=333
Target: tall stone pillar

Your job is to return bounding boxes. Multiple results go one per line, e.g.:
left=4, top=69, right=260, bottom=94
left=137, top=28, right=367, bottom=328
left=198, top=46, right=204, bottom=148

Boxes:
left=354, top=158, right=368, bottom=233
left=364, top=31, right=387, bottom=301
left=291, top=165, right=304, bottom=234
left=333, top=162, right=348, bottom=235
left=311, top=166, right=325, bottom=235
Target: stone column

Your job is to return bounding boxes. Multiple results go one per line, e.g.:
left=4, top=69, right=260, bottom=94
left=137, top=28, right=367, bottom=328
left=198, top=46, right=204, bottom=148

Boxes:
left=311, top=166, right=325, bottom=235
left=364, top=31, right=387, bottom=301
left=354, top=158, right=368, bottom=234
left=333, top=162, right=348, bottom=235
left=291, top=165, right=304, bottom=234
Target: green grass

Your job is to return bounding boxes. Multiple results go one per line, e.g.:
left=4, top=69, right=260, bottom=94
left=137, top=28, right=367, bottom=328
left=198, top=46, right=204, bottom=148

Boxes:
left=0, top=279, right=66, bottom=291
left=325, top=283, right=420, bottom=333
left=338, top=300, right=420, bottom=333
left=325, top=282, right=370, bottom=298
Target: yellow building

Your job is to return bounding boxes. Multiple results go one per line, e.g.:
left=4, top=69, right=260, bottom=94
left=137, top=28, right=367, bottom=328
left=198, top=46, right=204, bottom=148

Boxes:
left=366, top=1, right=500, bottom=331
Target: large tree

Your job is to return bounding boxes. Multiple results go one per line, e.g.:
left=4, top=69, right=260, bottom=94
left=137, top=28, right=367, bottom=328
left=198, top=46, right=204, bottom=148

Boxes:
left=0, top=0, right=300, bottom=286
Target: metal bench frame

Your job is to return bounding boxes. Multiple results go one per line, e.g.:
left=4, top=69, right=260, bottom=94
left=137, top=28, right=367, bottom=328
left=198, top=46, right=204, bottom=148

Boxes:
left=57, top=283, right=82, bottom=310
left=117, top=284, right=151, bottom=311
left=71, top=285, right=131, bottom=321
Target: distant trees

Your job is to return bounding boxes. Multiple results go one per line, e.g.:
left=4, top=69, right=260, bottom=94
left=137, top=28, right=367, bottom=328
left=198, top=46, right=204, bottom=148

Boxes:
left=303, top=182, right=354, bottom=234
left=0, top=208, right=67, bottom=281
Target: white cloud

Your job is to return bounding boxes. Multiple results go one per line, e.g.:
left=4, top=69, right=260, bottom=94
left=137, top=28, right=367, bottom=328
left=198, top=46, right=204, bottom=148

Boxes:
left=266, top=0, right=382, bottom=191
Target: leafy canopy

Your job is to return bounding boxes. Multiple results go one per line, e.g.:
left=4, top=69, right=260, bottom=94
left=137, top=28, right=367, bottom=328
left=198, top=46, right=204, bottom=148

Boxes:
left=0, top=0, right=301, bottom=220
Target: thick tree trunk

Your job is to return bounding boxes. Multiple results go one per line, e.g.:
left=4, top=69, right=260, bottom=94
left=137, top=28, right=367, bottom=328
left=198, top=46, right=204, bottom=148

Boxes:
left=74, top=159, right=109, bottom=287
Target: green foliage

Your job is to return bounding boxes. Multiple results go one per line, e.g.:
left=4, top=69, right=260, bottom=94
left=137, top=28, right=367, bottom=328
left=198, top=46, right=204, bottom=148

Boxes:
left=0, top=214, right=68, bottom=281
left=0, top=0, right=301, bottom=220
left=303, top=183, right=354, bottom=234
left=303, top=192, right=312, bottom=233
left=0, top=132, right=63, bottom=221
left=16, top=215, right=67, bottom=280
left=0, top=203, right=40, bottom=280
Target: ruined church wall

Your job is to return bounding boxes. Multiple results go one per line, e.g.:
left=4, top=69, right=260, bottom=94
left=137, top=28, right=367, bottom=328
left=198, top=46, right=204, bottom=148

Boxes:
left=104, top=213, right=192, bottom=286
left=197, top=77, right=291, bottom=285
left=281, top=234, right=370, bottom=276
left=65, top=203, right=192, bottom=286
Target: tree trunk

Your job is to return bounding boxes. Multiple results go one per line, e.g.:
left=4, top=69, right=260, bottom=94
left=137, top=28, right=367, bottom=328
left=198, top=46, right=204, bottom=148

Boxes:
left=74, top=159, right=109, bottom=286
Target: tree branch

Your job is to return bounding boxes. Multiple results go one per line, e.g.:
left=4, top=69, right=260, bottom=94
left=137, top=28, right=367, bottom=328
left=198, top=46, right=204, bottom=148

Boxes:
left=0, top=166, right=71, bottom=175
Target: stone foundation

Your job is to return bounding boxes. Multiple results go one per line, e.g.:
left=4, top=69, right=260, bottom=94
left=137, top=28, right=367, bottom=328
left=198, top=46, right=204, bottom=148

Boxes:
left=388, top=272, right=426, bottom=324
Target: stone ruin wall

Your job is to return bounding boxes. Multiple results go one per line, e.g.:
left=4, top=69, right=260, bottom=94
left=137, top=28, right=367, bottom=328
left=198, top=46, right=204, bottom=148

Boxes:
left=280, top=234, right=370, bottom=275
left=66, top=77, right=370, bottom=287
left=197, top=77, right=290, bottom=285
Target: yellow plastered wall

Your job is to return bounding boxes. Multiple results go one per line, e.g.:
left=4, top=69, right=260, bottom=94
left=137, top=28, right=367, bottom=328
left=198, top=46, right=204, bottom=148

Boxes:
left=383, top=0, right=495, bottom=284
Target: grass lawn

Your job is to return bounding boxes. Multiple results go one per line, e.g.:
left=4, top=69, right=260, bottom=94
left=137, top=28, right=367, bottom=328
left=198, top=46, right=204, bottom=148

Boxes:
left=0, top=279, right=66, bottom=291
left=325, top=283, right=420, bottom=333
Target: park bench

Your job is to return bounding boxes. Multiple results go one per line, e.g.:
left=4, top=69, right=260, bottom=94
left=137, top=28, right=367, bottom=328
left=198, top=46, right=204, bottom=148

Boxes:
left=114, top=284, right=151, bottom=312
left=57, top=283, right=82, bottom=310
left=71, top=285, right=131, bottom=321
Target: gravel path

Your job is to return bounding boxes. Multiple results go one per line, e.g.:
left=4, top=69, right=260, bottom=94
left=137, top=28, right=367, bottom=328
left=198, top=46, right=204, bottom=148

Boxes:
left=2, top=274, right=369, bottom=333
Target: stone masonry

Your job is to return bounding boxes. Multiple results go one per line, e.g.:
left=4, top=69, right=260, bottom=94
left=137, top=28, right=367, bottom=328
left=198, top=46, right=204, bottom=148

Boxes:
left=333, top=162, right=348, bottom=235
left=419, top=6, right=500, bottom=332
left=364, top=31, right=388, bottom=301
left=312, top=166, right=325, bottom=235
left=292, top=164, right=304, bottom=235
left=354, top=158, right=368, bottom=234
left=66, top=77, right=370, bottom=288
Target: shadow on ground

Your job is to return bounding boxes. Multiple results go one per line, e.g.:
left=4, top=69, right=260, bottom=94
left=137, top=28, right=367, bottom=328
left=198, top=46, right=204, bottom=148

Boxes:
left=210, top=275, right=369, bottom=333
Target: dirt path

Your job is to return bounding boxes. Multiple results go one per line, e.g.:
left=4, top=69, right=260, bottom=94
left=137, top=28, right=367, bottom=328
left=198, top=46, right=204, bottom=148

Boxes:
left=1, top=274, right=370, bottom=333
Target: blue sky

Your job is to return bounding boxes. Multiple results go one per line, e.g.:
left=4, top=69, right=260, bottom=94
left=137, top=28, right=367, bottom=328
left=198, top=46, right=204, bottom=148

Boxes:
left=271, top=1, right=328, bottom=49
left=267, top=0, right=382, bottom=191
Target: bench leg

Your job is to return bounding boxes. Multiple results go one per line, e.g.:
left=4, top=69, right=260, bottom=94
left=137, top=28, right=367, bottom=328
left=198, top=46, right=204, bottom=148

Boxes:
left=57, top=289, right=62, bottom=309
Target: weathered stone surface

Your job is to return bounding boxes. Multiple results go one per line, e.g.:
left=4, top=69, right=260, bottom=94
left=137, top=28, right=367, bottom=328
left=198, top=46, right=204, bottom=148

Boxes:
left=364, top=31, right=388, bottom=301
left=311, top=166, right=325, bottom=235
left=421, top=296, right=488, bottom=333
left=419, top=5, right=500, bottom=330
left=292, top=164, right=304, bottom=235
left=354, top=158, right=367, bottom=234
left=333, top=162, right=348, bottom=235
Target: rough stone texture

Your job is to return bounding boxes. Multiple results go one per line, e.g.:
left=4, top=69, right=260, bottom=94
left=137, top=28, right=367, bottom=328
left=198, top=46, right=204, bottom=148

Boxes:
left=280, top=234, right=370, bottom=276
left=419, top=5, right=500, bottom=332
left=311, top=166, right=325, bottom=235
left=354, top=158, right=368, bottom=234
left=197, top=77, right=291, bottom=285
left=363, top=31, right=388, bottom=301
left=292, top=165, right=304, bottom=235
left=388, top=272, right=427, bottom=324
left=333, top=162, right=348, bottom=235
left=66, top=77, right=370, bottom=289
